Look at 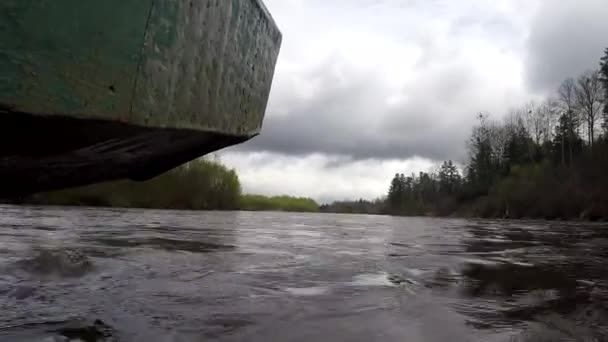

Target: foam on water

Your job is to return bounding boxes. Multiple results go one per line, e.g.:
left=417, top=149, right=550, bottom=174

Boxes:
left=404, top=268, right=427, bottom=277
left=349, top=273, right=395, bottom=287
left=285, top=286, right=330, bottom=296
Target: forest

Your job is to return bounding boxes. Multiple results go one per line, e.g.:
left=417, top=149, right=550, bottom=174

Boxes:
left=376, top=48, right=608, bottom=220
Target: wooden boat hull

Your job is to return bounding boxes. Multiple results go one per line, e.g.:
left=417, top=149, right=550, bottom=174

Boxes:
left=0, top=0, right=281, bottom=197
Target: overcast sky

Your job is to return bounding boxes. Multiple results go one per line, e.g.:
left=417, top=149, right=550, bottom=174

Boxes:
left=220, top=0, right=608, bottom=203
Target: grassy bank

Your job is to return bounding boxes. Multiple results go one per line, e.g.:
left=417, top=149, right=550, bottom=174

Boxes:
left=26, top=159, right=242, bottom=210
left=240, top=195, right=319, bottom=213
left=24, top=159, right=320, bottom=213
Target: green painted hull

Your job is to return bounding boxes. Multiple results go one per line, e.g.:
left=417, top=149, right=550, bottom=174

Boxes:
left=0, top=0, right=281, bottom=197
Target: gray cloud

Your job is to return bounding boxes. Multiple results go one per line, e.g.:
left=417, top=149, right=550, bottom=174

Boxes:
left=232, top=0, right=536, bottom=162
left=525, top=0, right=608, bottom=92
left=243, top=60, right=477, bottom=162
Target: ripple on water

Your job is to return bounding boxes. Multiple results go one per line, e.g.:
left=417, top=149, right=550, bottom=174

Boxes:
left=15, top=248, right=93, bottom=278
left=335, top=250, right=365, bottom=256
left=349, top=273, right=395, bottom=287
left=459, top=257, right=501, bottom=266
left=88, top=237, right=234, bottom=254
left=491, top=257, right=534, bottom=267
left=403, top=268, right=427, bottom=277
left=2, top=209, right=608, bottom=341
left=285, top=286, right=331, bottom=296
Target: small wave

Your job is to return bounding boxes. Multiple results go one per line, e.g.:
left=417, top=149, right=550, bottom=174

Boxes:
left=460, top=257, right=501, bottom=266
left=16, top=248, right=93, bottom=277
left=404, top=268, right=427, bottom=277
left=335, top=251, right=365, bottom=256
left=491, top=257, right=534, bottom=267
left=390, top=242, right=420, bottom=248
left=0, top=319, right=116, bottom=342
left=90, top=237, right=234, bottom=254
left=285, top=286, right=330, bottom=296
left=349, top=273, right=395, bottom=287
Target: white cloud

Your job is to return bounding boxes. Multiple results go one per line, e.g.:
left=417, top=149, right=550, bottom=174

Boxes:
left=220, top=151, right=433, bottom=203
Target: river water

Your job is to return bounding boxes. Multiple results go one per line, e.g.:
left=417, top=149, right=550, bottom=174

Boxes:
left=1, top=205, right=607, bottom=341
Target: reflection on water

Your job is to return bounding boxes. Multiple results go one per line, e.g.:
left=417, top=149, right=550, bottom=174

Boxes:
left=0, top=206, right=607, bottom=341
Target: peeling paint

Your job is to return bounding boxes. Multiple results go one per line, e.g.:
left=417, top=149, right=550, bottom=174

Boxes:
left=0, top=0, right=282, bottom=137
left=131, top=0, right=282, bottom=136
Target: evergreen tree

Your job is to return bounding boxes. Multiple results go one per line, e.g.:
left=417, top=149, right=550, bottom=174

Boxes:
left=439, top=160, right=461, bottom=194
left=467, top=116, right=496, bottom=196
left=502, top=122, right=532, bottom=172
left=387, top=173, right=403, bottom=211
left=553, top=112, right=582, bottom=166
left=601, top=48, right=608, bottom=130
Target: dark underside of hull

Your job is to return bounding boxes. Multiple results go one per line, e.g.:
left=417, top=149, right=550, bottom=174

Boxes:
left=0, top=110, right=251, bottom=198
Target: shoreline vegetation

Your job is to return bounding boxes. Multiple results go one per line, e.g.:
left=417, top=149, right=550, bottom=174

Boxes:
left=23, top=159, right=320, bottom=213
left=16, top=48, right=608, bottom=220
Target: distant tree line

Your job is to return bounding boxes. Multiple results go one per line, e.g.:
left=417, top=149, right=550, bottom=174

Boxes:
left=320, top=199, right=385, bottom=215
left=27, top=160, right=321, bottom=213
left=240, top=195, right=319, bottom=212
left=385, top=160, right=462, bottom=216
left=27, top=159, right=242, bottom=210
left=327, top=48, right=608, bottom=220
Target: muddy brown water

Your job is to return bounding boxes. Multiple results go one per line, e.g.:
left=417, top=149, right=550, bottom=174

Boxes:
left=1, top=205, right=607, bottom=341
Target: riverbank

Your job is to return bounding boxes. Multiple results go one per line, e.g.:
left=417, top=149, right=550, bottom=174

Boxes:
left=5, top=197, right=607, bottom=222
left=320, top=194, right=608, bottom=222
left=23, top=191, right=320, bottom=214
left=17, top=159, right=319, bottom=213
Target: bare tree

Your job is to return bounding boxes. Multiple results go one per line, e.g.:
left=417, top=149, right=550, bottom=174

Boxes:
left=575, top=71, right=603, bottom=150
left=519, top=101, right=551, bottom=145
left=489, top=120, right=510, bottom=165
left=557, top=78, right=580, bottom=165
left=527, top=102, right=544, bottom=146
left=558, top=78, right=577, bottom=114
left=504, top=108, right=526, bottom=136
left=503, top=104, right=535, bottom=161
left=543, top=98, right=561, bottom=141
left=527, top=100, right=556, bottom=145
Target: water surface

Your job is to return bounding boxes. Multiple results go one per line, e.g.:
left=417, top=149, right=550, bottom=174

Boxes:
left=1, top=205, right=607, bottom=341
